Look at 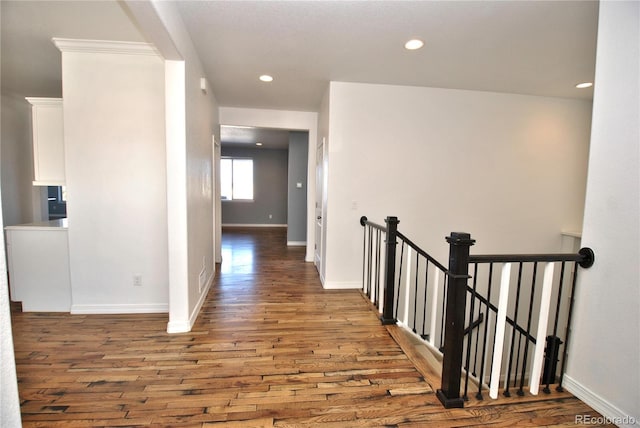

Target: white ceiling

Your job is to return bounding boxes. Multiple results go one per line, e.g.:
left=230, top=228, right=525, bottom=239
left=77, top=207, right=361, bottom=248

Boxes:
left=0, top=0, right=145, bottom=98
left=1, top=0, right=598, bottom=114
left=177, top=0, right=598, bottom=111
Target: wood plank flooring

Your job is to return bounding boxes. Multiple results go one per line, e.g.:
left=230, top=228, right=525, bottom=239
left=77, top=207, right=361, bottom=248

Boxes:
left=11, top=227, right=610, bottom=427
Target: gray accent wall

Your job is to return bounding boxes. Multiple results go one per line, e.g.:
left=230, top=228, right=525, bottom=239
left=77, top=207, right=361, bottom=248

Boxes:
left=287, top=132, right=308, bottom=243
left=221, top=146, right=288, bottom=225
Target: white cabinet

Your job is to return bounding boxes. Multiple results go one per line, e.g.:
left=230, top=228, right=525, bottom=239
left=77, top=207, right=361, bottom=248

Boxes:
left=25, top=97, right=65, bottom=186
left=5, top=219, right=71, bottom=312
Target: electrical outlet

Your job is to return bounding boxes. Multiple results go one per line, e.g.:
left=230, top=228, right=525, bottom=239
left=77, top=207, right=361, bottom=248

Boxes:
left=133, top=275, right=142, bottom=286
left=269, top=214, right=273, bottom=219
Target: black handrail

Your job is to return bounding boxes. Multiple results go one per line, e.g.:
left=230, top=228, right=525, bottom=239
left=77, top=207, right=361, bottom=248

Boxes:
left=469, top=247, right=594, bottom=268
left=396, top=231, right=448, bottom=272
left=360, top=216, right=387, bottom=232
left=465, top=285, right=537, bottom=344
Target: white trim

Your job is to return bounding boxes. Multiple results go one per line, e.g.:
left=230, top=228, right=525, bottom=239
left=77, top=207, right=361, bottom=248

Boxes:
left=71, top=303, right=168, bottom=314
left=167, top=319, right=191, bottom=334
left=187, top=273, right=213, bottom=327
left=317, top=267, right=325, bottom=285
left=168, top=272, right=214, bottom=334
left=563, top=375, right=640, bottom=426
left=397, top=321, right=444, bottom=359
left=53, top=38, right=160, bottom=56
left=322, top=280, right=361, bottom=290
left=218, top=107, right=318, bottom=264
left=287, top=241, right=306, bottom=246
left=222, top=223, right=287, bottom=228
left=25, top=97, right=63, bottom=106
left=32, top=180, right=65, bottom=187
left=561, top=230, right=582, bottom=238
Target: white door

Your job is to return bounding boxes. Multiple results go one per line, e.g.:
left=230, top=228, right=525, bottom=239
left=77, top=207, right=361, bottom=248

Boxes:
left=314, top=140, right=324, bottom=273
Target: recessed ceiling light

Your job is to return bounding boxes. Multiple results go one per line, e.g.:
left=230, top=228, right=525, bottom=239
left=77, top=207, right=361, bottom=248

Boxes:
left=575, top=82, right=593, bottom=89
left=256, top=142, right=263, bottom=146
left=404, top=39, right=424, bottom=50
left=259, top=75, right=273, bottom=82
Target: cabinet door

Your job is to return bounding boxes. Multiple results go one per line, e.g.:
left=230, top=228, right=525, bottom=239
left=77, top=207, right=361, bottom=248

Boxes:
left=26, top=98, right=65, bottom=185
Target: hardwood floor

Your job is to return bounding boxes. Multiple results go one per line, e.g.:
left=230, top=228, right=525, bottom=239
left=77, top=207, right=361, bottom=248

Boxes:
left=11, top=227, right=610, bottom=427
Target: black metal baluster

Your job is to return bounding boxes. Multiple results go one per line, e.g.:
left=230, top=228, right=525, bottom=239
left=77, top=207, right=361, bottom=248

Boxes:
left=557, top=262, right=580, bottom=392
left=504, top=262, right=524, bottom=397
left=543, top=261, right=566, bottom=394
left=518, top=262, right=538, bottom=396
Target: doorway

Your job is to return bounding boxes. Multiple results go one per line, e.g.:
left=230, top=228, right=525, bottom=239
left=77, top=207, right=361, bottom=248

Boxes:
left=218, top=125, right=309, bottom=256
left=217, top=108, right=319, bottom=268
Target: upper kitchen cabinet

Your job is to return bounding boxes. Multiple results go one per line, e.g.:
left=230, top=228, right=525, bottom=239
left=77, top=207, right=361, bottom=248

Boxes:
left=25, top=97, right=65, bottom=186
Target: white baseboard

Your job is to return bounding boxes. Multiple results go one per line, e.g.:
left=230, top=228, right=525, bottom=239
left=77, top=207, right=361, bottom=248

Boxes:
left=167, top=272, right=214, bottom=334
left=322, top=280, right=361, bottom=290
left=189, top=273, right=213, bottom=327
left=166, top=319, right=191, bottom=334
left=287, top=241, right=306, bottom=246
left=563, top=374, right=639, bottom=426
left=71, top=303, right=168, bottom=314
left=222, top=223, right=287, bottom=228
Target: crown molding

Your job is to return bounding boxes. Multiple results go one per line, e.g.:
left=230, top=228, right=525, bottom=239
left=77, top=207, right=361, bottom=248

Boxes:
left=52, top=38, right=160, bottom=57
left=25, top=97, right=63, bottom=106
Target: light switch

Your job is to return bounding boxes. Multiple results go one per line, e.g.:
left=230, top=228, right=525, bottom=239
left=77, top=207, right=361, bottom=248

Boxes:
left=296, top=182, right=303, bottom=188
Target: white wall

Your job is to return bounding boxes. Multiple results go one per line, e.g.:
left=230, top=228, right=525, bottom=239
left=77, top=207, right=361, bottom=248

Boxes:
left=59, top=43, right=169, bottom=313
left=0, top=93, right=47, bottom=227
left=565, top=2, right=640, bottom=425
left=317, top=87, right=331, bottom=282
left=0, top=188, right=22, bottom=428
left=322, top=81, right=592, bottom=288
left=138, top=0, right=220, bottom=332
left=219, top=107, right=318, bottom=263
left=184, top=52, right=218, bottom=332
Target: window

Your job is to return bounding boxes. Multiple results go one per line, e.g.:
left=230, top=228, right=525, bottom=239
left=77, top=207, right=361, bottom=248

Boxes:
left=221, top=158, right=254, bottom=200
left=47, top=186, right=67, bottom=220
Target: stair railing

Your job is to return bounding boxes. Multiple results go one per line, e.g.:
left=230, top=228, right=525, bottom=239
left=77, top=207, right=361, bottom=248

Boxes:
left=359, top=216, right=595, bottom=409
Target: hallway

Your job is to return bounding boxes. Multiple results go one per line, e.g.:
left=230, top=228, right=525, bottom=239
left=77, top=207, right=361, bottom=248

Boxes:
left=11, top=228, right=607, bottom=426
